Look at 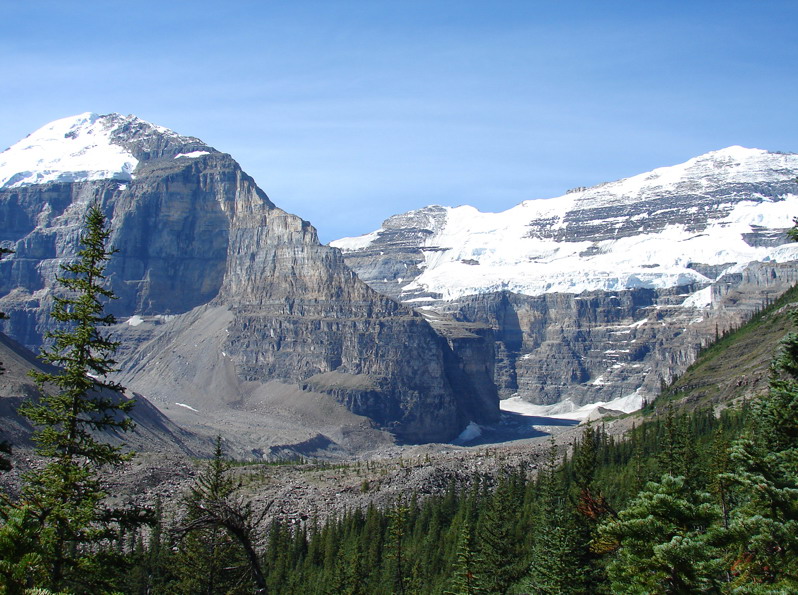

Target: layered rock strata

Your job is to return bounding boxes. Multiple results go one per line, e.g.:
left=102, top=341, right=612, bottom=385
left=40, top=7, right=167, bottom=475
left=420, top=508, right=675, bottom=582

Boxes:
left=334, top=147, right=798, bottom=408
left=0, top=113, right=498, bottom=445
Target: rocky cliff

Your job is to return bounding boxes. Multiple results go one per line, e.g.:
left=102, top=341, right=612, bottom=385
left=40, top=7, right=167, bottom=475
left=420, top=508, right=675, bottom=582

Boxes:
left=0, top=113, right=498, bottom=447
left=333, top=147, right=798, bottom=410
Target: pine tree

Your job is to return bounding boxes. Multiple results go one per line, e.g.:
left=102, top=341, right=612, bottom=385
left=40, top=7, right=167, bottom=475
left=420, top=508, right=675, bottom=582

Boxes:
left=173, top=436, right=268, bottom=594
left=446, top=518, right=483, bottom=595
left=474, top=473, right=526, bottom=593
left=12, top=202, right=136, bottom=592
left=386, top=502, right=411, bottom=595
left=524, top=439, right=582, bottom=594
left=571, top=423, right=611, bottom=592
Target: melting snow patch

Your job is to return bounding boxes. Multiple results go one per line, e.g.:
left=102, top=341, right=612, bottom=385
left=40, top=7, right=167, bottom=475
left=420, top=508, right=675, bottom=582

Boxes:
left=501, top=390, right=645, bottom=422
left=455, top=421, right=482, bottom=443
left=175, top=402, right=198, bottom=412
left=174, top=151, right=210, bottom=159
left=127, top=315, right=144, bottom=327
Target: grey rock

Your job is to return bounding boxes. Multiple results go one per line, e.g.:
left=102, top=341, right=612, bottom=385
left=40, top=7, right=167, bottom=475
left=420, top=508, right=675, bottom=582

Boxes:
left=0, top=114, right=498, bottom=446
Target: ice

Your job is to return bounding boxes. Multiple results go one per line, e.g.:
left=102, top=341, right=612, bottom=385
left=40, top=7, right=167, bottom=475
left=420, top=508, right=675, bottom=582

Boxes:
left=127, top=315, right=144, bottom=327
left=0, top=113, right=139, bottom=188
left=454, top=421, right=483, bottom=443
left=335, top=148, right=798, bottom=301
left=175, top=151, right=210, bottom=159
left=681, top=286, right=713, bottom=309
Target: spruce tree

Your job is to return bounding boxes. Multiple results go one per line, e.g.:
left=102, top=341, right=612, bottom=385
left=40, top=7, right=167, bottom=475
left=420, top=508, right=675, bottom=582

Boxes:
left=722, top=305, right=798, bottom=589
left=13, top=202, right=136, bottom=592
left=446, top=518, right=483, bottom=595
left=475, top=473, right=526, bottom=593
left=173, top=436, right=268, bottom=594
left=386, top=502, right=411, bottom=595
left=596, top=474, right=722, bottom=593
left=524, top=439, right=582, bottom=594
left=572, top=423, right=611, bottom=593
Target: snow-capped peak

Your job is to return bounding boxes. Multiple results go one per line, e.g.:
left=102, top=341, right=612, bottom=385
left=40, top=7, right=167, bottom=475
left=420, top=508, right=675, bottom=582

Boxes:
left=333, top=146, right=798, bottom=302
left=0, top=111, right=209, bottom=190
left=0, top=112, right=140, bottom=189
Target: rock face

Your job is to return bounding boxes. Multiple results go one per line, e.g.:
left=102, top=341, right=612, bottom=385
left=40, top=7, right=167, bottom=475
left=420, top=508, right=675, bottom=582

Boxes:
left=333, top=147, right=798, bottom=408
left=0, top=113, right=498, bottom=445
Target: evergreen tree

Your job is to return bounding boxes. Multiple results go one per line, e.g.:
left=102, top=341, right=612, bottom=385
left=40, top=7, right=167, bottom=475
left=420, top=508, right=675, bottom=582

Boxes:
left=596, top=474, right=722, bottom=594
left=722, top=305, right=798, bottom=589
left=446, top=518, right=483, bottom=595
left=475, top=473, right=526, bottom=593
left=571, top=423, right=611, bottom=593
left=12, top=203, right=136, bottom=592
left=386, top=502, right=411, bottom=595
left=173, top=436, right=268, bottom=594
left=523, top=440, right=582, bottom=594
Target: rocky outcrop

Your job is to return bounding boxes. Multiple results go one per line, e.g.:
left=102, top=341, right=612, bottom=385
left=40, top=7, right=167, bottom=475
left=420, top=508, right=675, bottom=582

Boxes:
left=437, top=262, right=798, bottom=406
left=0, top=113, right=498, bottom=445
left=334, top=147, right=798, bottom=408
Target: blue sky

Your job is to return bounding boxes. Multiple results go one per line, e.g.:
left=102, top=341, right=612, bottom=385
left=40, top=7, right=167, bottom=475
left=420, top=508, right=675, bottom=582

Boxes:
left=2, top=1, right=797, bottom=243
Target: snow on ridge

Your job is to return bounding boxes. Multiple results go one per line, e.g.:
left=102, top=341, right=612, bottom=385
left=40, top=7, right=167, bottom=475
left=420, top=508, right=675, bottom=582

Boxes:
left=331, top=229, right=383, bottom=252
left=400, top=201, right=798, bottom=301
left=372, top=149, right=798, bottom=301
left=0, top=112, right=139, bottom=189
left=175, top=150, right=211, bottom=159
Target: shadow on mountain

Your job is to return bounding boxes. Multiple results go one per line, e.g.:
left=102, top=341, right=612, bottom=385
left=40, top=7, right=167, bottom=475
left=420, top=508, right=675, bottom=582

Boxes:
left=458, top=411, right=580, bottom=446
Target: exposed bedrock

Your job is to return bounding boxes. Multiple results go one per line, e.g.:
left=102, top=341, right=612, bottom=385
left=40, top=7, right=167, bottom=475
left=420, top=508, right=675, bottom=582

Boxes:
left=0, top=115, right=498, bottom=444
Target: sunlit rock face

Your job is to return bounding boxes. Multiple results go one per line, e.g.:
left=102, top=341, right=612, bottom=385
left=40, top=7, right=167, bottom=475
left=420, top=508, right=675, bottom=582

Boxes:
left=333, top=147, right=798, bottom=407
left=0, top=113, right=498, bottom=444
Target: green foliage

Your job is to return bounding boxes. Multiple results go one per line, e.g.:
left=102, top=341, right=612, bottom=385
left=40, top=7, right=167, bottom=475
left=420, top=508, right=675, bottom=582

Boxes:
left=6, top=203, right=137, bottom=593
left=597, top=475, right=722, bottom=593
left=445, top=518, right=483, bottom=595
left=524, top=441, right=582, bottom=594
left=170, top=437, right=267, bottom=594
left=720, top=306, right=798, bottom=590
left=474, top=473, right=526, bottom=593
left=5, top=216, right=794, bottom=593
left=0, top=504, right=47, bottom=592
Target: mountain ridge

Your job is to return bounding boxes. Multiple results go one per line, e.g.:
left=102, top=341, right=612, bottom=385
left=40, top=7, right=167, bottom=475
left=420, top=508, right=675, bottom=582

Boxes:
left=333, top=146, right=798, bottom=410
left=0, top=113, right=499, bottom=449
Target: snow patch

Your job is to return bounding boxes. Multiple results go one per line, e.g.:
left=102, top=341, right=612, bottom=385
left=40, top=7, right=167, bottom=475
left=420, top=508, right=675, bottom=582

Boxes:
left=500, top=390, right=645, bottom=421
left=682, top=286, right=713, bottom=309
left=0, top=112, right=139, bottom=188
left=455, top=421, right=482, bottom=443
left=175, top=151, right=210, bottom=159
left=331, top=229, right=382, bottom=252
left=174, top=402, right=198, bottom=412
left=127, top=315, right=144, bottom=327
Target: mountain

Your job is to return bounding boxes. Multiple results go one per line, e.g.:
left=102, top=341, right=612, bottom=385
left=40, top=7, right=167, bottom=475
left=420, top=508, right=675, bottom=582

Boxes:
left=0, top=331, right=203, bottom=455
left=332, top=147, right=798, bottom=410
left=0, top=113, right=498, bottom=450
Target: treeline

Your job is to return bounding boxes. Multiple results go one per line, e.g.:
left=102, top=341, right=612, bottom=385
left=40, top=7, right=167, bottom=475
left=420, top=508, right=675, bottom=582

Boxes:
left=116, top=378, right=794, bottom=594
